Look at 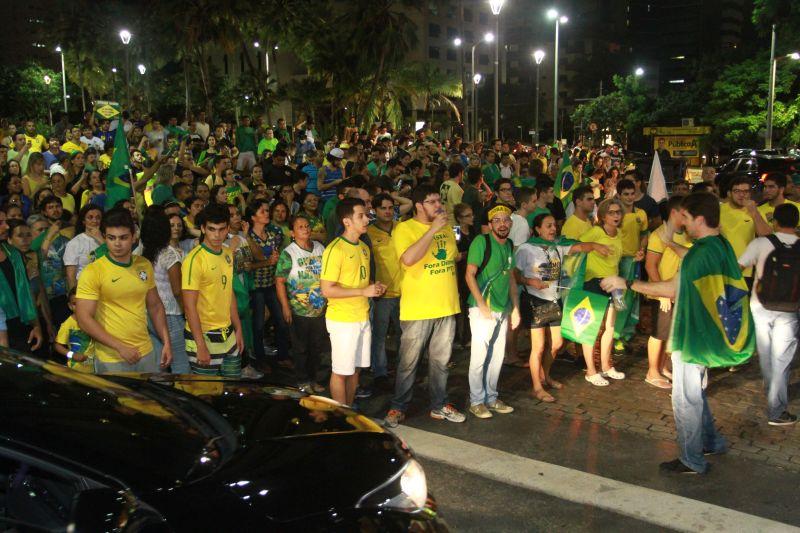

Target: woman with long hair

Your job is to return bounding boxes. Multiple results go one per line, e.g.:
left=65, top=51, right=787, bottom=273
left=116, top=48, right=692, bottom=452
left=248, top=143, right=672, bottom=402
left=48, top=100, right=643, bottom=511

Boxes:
left=141, top=206, right=188, bottom=373
left=22, top=153, right=47, bottom=198
left=516, top=213, right=611, bottom=401
left=63, top=204, right=104, bottom=290
left=578, top=198, right=625, bottom=386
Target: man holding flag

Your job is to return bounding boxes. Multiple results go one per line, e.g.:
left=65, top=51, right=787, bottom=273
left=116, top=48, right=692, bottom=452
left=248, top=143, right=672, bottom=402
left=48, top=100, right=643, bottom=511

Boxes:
left=553, top=150, right=579, bottom=209
left=602, top=193, right=754, bottom=474
left=105, top=126, right=168, bottom=212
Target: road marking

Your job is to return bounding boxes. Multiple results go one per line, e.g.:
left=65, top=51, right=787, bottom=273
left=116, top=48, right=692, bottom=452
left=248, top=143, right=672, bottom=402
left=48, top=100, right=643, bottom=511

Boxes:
left=392, top=424, right=799, bottom=533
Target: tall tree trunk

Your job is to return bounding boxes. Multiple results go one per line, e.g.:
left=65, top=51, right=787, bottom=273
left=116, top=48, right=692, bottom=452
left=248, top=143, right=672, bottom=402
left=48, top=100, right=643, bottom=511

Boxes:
left=194, top=45, right=213, bottom=117
left=357, top=46, right=387, bottom=130
left=183, top=56, right=191, bottom=120
left=77, top=60, right=86, bottom=113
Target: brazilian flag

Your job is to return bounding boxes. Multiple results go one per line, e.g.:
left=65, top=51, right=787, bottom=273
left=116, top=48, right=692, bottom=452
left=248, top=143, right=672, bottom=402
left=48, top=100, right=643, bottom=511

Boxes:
left=671, top=235, right=754, bottom=367
left=560, top=253, right=610, bottom=345
left=553, top=151, right=578, bottom=208
left=105, top=125, right=133, bottom=210
left=613, top=256, right=640, bottom=341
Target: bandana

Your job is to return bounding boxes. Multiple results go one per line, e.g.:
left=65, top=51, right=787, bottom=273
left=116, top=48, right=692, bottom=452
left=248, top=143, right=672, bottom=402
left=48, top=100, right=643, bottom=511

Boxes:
left=487, top=204, right=512, bottom=220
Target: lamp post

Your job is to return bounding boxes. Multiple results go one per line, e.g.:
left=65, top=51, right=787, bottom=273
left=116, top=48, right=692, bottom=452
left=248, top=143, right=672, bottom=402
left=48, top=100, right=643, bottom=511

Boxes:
left=532, top=49, right=545, bottom=145
left=119, top=30, right=132, bottom=108
left=137, top=64, right=149, bottom=113
left=489, top=0, right=505, bottom=140
left=55, top=46, right=67, bottom=114
left=111, top=67, right=118, bottom=101
left=766, top=49, right=800, bottom=149
left=471, top=32, right=494, bottom=141
left=453, top=37, right=464, bottom=138
left=547, top=8, right=567, bottom=146
left=473, top=73, right=483, bottom=141
left=43, top=75, right=53, bottom=126
left=634, top=67, right=645, bottom=77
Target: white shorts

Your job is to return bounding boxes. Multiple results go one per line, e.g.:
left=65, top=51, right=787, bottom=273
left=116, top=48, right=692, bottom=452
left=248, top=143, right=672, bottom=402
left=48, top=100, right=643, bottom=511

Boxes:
left=326, top=319, right=371, bottom=375
left=236, top=151, right=256, bottom=171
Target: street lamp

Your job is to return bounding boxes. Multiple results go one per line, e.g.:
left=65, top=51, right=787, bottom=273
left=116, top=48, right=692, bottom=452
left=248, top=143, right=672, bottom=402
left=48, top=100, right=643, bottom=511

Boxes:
left=532, top=50, right=545, bottom=145
left=547, top=9, right=567, bottom=145
left=473, top=74, right=483, bottom=141
left=137, top=64, right=149, bottom=113
left=43, top=75, right=53, bottom=126
left=453, top=37, right=465, bottom=138
left=471, top=32, right=494, bottom=141
left=137, top=64, right=146, bottom=75
left=489, top=0, right=505, bottom=140
left=119, top=30, right=132, bottom=108
left=55, top=45, right=67, bottom=114
left=634, top=67, right=645, bottom=77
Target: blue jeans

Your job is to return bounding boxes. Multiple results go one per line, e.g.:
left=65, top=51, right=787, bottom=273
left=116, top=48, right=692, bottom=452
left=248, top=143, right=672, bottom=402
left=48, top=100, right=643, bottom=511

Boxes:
left=751, top=301, right=799, bottom=420
left=149, top=314, right=189, bottom=374
left=250, top=286, right=290, bottom=362
left=468, top=308, right=508, bottom=405
left=370, top=297, right=399, bottom=378
left=671, top=352, right=727, bottom=473
left=391, top=316, right=455, bottom=412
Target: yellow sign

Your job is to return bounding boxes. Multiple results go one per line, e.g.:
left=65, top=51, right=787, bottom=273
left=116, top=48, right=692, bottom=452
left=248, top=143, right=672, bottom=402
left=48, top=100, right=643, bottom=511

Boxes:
left=644, top=126, right=710, bottom=135
left=93, top=100, right=121, bottom=120
left=685, top=167, right=704, bottom=183
left=654, top=135, right=700, bottom=158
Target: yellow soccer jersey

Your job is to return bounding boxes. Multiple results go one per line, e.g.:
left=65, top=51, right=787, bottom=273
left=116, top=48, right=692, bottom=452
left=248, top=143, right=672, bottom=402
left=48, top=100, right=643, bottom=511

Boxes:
left=620, top=208, right=647, bottom=256
left=580, top=226, right=623, bottom=281
left=76, top=255, right=155, bottom=363
left=321, top=236, right=370, bottom=322
left=720, top=202, right=755, bottom=276
left=562, top=215, right=593, bottom=241
left=367, top=222, right=401, bottom=298
left=182, top=244, right=234, bottom=331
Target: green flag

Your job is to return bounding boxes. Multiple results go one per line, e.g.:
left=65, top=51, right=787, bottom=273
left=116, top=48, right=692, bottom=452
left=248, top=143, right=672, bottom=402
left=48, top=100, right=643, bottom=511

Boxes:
left=560, top=253, right=610, bottom=345
left=613, top=256, right=640, bottom=341
left=553, top=151, right=578, bottom=208
left=105, top=128, right=133, bottom=210
left=670, top=235, right=754, bottom=368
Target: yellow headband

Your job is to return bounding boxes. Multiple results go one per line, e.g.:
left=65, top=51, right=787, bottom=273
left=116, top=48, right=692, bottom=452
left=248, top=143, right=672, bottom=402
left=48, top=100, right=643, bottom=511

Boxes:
left=488, top=204, right=512, bottom=220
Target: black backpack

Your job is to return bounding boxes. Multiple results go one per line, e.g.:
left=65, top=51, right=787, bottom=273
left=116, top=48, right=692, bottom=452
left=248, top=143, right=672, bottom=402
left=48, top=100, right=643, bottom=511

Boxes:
left=756, top=234, right=800, bottom=312
left=475, top=233, right=513, bottom=278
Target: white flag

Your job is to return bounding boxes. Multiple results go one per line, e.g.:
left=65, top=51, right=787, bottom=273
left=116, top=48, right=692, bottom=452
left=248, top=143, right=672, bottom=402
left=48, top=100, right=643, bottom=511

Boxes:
left=648, top=151, right=668, bottom=203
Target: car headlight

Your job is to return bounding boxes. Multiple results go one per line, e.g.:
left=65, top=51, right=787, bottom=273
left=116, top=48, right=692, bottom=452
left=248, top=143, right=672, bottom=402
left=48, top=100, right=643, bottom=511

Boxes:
left=357, top=458, right=428, bottom=512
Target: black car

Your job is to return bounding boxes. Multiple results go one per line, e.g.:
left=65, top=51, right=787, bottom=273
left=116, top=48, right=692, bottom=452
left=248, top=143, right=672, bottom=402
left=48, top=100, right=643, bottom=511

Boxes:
left=0, top=352, right=447, bottom=532
left=715, top=152, right=797, bottom=198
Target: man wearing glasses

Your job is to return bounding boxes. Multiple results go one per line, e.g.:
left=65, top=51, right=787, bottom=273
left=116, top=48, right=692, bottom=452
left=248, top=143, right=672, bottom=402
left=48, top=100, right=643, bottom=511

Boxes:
left=478, top=178, right=516, bottom=233
left=719, top=176, right=771, bottom=288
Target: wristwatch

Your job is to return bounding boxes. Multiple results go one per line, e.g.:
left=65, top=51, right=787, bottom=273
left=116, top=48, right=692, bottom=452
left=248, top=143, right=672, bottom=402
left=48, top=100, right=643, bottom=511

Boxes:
left=66, top=351, right=74, bottom=360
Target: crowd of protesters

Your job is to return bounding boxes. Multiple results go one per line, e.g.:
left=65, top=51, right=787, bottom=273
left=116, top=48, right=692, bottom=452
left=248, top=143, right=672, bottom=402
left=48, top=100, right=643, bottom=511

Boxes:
left=1, top=110, right=798, bottom=475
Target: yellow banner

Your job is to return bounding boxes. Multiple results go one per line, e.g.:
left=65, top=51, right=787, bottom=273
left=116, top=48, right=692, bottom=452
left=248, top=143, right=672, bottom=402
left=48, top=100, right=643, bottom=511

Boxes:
left=654, top=135, right=700, bottom=158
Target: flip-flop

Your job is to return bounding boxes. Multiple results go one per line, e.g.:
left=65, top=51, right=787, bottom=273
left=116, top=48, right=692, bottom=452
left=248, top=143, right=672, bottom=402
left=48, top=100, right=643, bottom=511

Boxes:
left=645, top=377, right=672, bottom=389
left=532, top=389, right=556, bottom=403
left=545, top=379, right=564, bottom=390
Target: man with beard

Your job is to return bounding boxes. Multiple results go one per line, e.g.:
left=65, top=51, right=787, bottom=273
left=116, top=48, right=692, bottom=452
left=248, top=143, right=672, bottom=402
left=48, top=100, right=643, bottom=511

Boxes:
left=464, top=204, right=520, bottom=419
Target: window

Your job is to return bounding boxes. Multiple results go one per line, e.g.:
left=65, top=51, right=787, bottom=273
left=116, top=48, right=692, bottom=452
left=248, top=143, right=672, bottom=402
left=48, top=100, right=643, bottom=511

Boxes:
left=464, top=8, right=473, bottom=21
left=0, top=455, right=84, bottom=531
left=429, top=46, right=441, bottom=59
left=429, top=23, right=441, bottom=38
left=446, top=48, right=457, bottom=61
left=447, top=26, right=458, bottom=39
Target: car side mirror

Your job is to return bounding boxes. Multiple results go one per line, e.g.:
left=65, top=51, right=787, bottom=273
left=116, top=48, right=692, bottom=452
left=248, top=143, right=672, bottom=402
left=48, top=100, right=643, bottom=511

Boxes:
left=70, top=488, right=127, bottom=532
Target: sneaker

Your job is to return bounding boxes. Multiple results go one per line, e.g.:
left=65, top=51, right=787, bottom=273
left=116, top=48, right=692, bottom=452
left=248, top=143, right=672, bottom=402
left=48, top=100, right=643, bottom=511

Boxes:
left=355, top=386, right=373, bottom=399
left=487, top=399, right=514, bottom=414
left=768, top=412, right=798, bottom=426
left=703, top=447, right=727, bottom=456
left=659, top=458, right=704, bottom=475
left=384, top=409, right=405, bottom=428
left=241, top=366, right=264, bottom=379
left=602, top=367, right=626, bottom=380
left=264, top=345, right=278, bottom=356
left=469, top=404, right=493, bottom=419
left=431, top=403, right=467, bottom=423
left=585, top=373, right=610, bottom=387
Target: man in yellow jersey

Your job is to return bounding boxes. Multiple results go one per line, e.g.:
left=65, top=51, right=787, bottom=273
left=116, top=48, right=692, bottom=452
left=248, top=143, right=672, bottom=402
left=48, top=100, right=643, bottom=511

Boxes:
left=23, top=120, right=47, bottom=153
left=758, top=173, right=800, bottom=227
left=182, top=203, right=245, bottom=377
left=321, top=198, right=384, bottom=405
left=720, top=176, right=771, bottom=286
left=365, top=193, right=403, bottom=393
left=439, top=162, right=465, bottom=225
left=384, top=185, right=466, bottom=428
left=76, top=208, right=172, bottom=373
left=562, top=186, right=595, bottom=240
left=615, top=179, right=647, bottom=343
left=644, top=195, right=692, bottom=389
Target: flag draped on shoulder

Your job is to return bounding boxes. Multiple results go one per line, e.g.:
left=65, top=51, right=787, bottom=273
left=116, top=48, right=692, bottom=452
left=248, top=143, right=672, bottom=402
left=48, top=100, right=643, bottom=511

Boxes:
left=560, top=252, right=609, bottom=345
left=670, top=235, right=754, bottom=367
left=553, top=151, right=578, bottom=208
left=105, top=128, right=133, bottom=210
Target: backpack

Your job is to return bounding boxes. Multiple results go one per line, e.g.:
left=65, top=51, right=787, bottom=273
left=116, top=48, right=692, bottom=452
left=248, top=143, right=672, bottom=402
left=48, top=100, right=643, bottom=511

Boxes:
left=475, top=233, right=513, bottom=278
left=756, top=234, right=800, bottom=312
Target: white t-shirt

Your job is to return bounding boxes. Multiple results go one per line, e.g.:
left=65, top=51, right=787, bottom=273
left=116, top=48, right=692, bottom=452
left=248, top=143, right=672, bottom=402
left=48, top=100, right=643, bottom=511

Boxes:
left=154, top=246, right=184, bottom=315
left=195, top=121, right=210, bottom=141
left=63, top=232, right=103, bottom=281
left=738, top=232, right=799, bottom=305
left=509, top=213, right=530, bottom=248
left=80, top=136, right=104, bottom=151
left=514, top=242, right=572, bottom=302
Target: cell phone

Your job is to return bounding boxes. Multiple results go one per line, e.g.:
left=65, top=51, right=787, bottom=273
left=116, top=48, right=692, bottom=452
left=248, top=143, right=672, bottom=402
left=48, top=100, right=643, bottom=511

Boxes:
left=453, top=225, right=461, bottom=242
